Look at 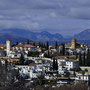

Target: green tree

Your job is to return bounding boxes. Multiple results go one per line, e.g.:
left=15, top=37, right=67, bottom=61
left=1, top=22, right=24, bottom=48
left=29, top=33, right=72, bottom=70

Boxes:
left=43, top=43, right=46, bottom=48
left=39, top=42, right=40, bottom=47
left=82, top=70, right=85, bottom=76
left=33, top=42, right=36, bottom=46
left=85, top=69, right=88, bottom=72
left=47, top=50, right=50, bottom=58
left=65, top=72, right=70, bottom=78
left=83, top=52, right=86, bottom=66
left=53, top=58, right=56, bottom=71
left=53, top=59, right=58, bottom=71
left=79, top=52, right=82, bottom=66
left=19, top=53, right=25, bottom=65
left=27, top=40, right=30, bottom=44
left=46, top=41, right=49, bottom=50
left=28, top=51, right=40, bottom=57
left=65, top=51, right=69, bottom=56
left=55, top=41, right=58, bottom=49
left=60, top=43, right=65, bottom=56
left=73, top=70, right=76, bottom=77
left=86, top=49, right=90, bottom=66
left=55, top=59, right=58, bottom=71
left=76, top=53, right=78, bottom=59
left=16, top=41, right=19, bottom=45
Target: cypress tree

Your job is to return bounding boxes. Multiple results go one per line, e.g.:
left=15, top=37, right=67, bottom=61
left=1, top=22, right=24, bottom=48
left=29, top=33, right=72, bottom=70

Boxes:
left=65, top=51, right=69, bottom=56
left=43, top=44, right=46, bottom=48
left=27, top=40, right=30, bottom=44
left=39, top=42, right=41, bottom=47
left=55, top=59, right=58, bottom=71
left=86, top=49, right=90, bottom=66
left=46, top=41, right=49, bottom=50
left=19, top=53, right=25, bottom=65
left=79, top=52, right=82, bottom=66
left=33, top=42, right=36, bottom=46
left=16, top=41, right=19, bottom=45
left=41, top=43, right=43, bottom=48
left=5, top=60, right=8, bottom=71
left=63, top=44, right=65, bottom=56
left=48, top=50, right=50, bottom=58
left=53, top=58, right=56, bottom=71
left=83, top=52, right=86, bottom=66
left=55, top=41, right=58, bottom=49
left=76, top=53, right=78, bottom=59
left=60, top=43, right=65, bottom=56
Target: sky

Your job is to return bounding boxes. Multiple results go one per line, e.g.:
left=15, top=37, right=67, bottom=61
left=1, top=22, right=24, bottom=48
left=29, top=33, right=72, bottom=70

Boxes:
left=0, top=0, right=90, bottom=36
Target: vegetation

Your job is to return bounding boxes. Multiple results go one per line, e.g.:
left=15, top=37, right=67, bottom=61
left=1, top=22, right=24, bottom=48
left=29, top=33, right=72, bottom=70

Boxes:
left=28, top=51, right=40, bottom=57
left=34, top=81, right=88, bottom=90
left=86, top=49, right=90, bottom=66
left=0, top=61, right=28, bottom=90
left=19, top=53, right=25, bottom=65
left=27, top=40, right=30, bottom=44
left=53, top=58, right=58, bottom=71
left=46, top=41, right=49, bottom=50
left=55, top=41, right=58, bottom=49
left=65, top=72, right=70, bottom=78
left=82, top=70, right=85, bottom=76
left=60, top=43, right=65, bottom=56
left=79, top=52, right=82, bottom=66
left=78, top=50, right=90, bottom=66
left=83, top=52, right=86, bottom=66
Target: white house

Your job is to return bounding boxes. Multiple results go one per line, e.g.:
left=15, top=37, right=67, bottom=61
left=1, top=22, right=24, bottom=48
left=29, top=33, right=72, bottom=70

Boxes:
left=75, top=74, right=90, bottom=81
left=15, top=65, right=38, bottom=79
left=8, top=52, right=21, bottom=58
left=66, top=61, right=79, bottom=70
left=57, top=59, right=79, bottom=74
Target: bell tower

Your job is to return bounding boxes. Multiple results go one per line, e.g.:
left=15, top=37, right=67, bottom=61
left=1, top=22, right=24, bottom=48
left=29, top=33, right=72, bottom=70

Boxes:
left=6, top=39, right=11, bottom=56
left=71, top=39, right=76, bottom=49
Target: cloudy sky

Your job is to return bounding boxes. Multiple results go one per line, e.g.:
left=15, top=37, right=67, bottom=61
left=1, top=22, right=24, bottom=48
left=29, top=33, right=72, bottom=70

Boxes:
left=0, top=0, right=90, bottom=36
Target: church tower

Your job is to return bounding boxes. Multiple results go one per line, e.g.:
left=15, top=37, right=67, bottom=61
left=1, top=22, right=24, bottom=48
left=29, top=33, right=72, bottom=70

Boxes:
left=71, top=38, right=76, bottom=49
left=6, top=39, right=11, bottom=56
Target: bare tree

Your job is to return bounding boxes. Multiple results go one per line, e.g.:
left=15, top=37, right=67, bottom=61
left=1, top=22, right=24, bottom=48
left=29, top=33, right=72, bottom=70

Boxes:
left=0, top=61, right=28, bottom=90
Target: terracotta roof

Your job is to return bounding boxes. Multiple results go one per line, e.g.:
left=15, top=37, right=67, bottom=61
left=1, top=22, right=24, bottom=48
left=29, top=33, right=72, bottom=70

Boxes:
left=29, top=63, right=35, bottom=66
left=7, top=39, right=12, bottom=41
left=24, top=45, right=36, bottom=48
left=54, top=56, right=78, bottom=61
left=13, top=44, right=36, bottom=48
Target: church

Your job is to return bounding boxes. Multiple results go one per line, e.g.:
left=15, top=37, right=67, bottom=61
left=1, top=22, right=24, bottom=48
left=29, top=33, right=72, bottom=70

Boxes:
left=65, top=38, right=88, bottom=49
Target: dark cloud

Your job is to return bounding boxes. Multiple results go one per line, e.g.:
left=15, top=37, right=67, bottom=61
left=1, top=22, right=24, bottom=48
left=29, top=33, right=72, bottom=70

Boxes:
left=0, top=0, right=90, bottom=36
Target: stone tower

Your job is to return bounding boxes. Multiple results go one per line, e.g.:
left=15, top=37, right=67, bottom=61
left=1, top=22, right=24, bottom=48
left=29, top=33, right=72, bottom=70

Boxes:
left=6, top=39, right=11, bottom=56
left=71, top=38, right=76, bottom=49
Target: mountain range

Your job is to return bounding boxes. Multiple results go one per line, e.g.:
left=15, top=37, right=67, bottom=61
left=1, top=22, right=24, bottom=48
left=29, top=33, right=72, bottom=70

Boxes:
left=74, top=29, right=90, bottom=40
left=0, top=28, right=90, bottom=45
left=0, top=33, right=29, bottom=44
left=0, top=28, right=64, bottom=42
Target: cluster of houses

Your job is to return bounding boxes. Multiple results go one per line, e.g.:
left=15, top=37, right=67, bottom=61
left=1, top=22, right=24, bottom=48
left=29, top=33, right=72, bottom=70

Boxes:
left=0, top=39, right=90, bottom=87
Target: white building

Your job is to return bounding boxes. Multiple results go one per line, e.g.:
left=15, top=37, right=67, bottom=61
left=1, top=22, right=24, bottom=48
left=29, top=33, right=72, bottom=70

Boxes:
left=6, top=39, right=11, bottom=56
left=15, top=65, right=38, bottom=79
left=66, top=61, right=79, bottom=70
left=57, top=59, right=79, bottom=74
left=75, top=74, right=90, bottom=81
left=58, top=66, right=67, bottom=75
left=8, top=52, right=21, bottom=58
